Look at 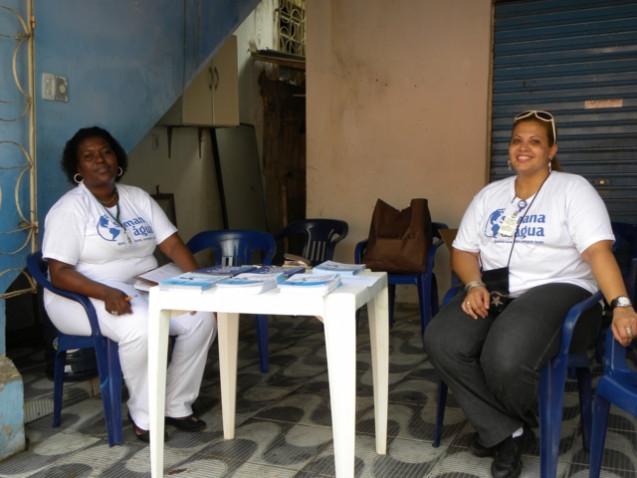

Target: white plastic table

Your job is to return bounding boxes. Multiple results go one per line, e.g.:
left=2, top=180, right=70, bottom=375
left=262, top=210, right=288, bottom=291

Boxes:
left=148, top=271, right=389, bottom=478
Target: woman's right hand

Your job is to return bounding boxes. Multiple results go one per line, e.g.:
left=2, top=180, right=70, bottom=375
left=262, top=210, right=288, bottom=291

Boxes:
left=461, top=286, right=490, bottom=319
left=102, top=287, right=133, bottom=316
left=48, top=259, right=133, bottom=316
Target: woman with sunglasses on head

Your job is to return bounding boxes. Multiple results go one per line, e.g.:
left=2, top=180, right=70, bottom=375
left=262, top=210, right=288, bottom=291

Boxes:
left=42, top=126, right=217, bottom=443
left=424, top=111, right=637, bottom=478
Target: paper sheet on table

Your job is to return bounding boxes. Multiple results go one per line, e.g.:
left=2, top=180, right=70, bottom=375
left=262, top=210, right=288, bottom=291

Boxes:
left=134, top=263, right=182, bottom=291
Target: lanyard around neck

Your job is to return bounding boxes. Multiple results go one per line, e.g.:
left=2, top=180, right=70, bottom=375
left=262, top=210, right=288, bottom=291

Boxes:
left=504, top=172, right=550, bottom=267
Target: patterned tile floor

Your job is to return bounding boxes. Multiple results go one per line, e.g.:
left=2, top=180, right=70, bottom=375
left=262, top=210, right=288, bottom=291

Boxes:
left=2, top=305, right=636, bottom=477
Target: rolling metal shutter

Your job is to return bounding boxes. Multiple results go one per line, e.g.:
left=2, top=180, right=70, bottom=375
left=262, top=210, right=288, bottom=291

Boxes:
left=491, top=0, right=637, bottom=222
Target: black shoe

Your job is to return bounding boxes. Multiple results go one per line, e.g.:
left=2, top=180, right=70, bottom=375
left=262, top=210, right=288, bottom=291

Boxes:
left=491, top=434, right=524, bottom=478
left=128, top=413, right=168, bottom=443
left=470, top=433, right=495, bottom=457
left=128, top=413, right=150, bottom=443
left=165, top=415, right=206, bottom=432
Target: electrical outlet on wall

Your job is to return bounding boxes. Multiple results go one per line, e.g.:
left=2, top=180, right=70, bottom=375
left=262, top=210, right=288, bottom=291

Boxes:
left=41, top=73, right=69, bottom=102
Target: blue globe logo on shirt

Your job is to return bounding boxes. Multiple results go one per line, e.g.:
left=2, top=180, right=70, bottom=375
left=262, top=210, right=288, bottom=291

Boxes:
left=97, top=214, right=121, bottom=242
left=485, top=208, right=505, bottom=237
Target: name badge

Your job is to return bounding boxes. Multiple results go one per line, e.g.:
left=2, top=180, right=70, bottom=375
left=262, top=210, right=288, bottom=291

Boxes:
left=498, top=213, right=518, bottom=237
left=497, top=199, right=527, bottom=238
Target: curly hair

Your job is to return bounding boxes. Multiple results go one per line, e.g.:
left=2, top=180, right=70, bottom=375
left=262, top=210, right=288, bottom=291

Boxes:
left=61, top=126, right=128, bottom=184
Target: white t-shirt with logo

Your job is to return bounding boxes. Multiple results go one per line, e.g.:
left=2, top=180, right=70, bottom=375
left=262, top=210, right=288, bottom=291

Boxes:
left=453, top=171, right=614, bottom=296
left=42, top=182, right=177, bottom=283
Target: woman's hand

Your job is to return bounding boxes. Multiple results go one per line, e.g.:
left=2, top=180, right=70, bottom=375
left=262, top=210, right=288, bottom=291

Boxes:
left=103, top=287, right=133, bottom=316
left=49, top=258, right=133, bottom=316
left=611, top=306, right=637, bottom=347
left=461, top=286, right=490, bottom=319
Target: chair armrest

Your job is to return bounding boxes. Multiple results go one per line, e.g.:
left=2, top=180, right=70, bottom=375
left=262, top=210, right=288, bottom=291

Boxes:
left=442, top=286, right=463, bottom=306
left=354, top=240, right=368, bottom=264
left=27, top=253, right=103, bottom=338
left=604, top=326, right=637, bottom=381
left=557, top=291, right=603, bottom=360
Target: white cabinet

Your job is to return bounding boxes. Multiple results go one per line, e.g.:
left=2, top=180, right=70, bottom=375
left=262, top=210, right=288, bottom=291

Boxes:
left=161, top=35, right=239, bottom=127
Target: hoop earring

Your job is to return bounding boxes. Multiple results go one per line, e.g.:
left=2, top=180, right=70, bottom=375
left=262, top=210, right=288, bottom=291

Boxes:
left=73, top=173, right=83, bottom=184
left=117, top=166, right=124, bottom=177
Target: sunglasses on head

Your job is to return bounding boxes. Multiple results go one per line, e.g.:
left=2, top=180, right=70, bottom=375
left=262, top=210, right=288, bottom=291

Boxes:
left=514, top=110, right=557, bottom=143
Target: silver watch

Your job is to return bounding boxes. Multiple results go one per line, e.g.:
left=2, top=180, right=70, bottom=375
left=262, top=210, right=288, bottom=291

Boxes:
left=610, top=296, right=632, bottom=310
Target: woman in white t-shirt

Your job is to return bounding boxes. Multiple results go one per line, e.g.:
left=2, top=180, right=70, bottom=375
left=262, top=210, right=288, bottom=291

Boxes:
left=42, top=126, right=216, bottom=443
left=424, top=111, right=637, bottom=478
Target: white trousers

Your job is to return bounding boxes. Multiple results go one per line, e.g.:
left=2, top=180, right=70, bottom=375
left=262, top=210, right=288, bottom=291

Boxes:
left=43, top=281, right=216, bottom=430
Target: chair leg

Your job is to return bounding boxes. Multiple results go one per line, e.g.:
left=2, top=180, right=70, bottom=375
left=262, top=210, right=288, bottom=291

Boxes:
left=539, top=358, right=568, bottom=478
left=388, top=284, right=396, bottom=328
left=589, top=395, right=610, bottom=478
left=52, top=350, right=67, bottom=428
left=575, top=366, right=593, bottom=451
left=431, top=274, right=439, bottom=317
left=106, top=340, right=123, bottom=446
left=433, top=381, right=448, bottom=448
left=94, top=338, right=124, bottom=447
left=256, top=315, right=269, bottom=373
left=417, top=274, right=433, bottom=336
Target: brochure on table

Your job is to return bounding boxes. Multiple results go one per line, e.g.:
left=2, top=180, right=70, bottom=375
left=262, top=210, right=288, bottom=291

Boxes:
left=279, top=273, right=342, bottom=296
left=215, top=272, right=283, bottom=294
left=159, top=272, right=227, bottom=292
left=312, top=260, right=366, bottom=276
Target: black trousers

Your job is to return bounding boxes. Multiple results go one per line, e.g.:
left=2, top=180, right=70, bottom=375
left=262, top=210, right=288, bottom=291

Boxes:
left=423, top=283, right=601, bottom=447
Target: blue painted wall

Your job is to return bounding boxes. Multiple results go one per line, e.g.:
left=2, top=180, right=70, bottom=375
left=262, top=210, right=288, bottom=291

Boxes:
left=35, top=0, right=259, bottom=217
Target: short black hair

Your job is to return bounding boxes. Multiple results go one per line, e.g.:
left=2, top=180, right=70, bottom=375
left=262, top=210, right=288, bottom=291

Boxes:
left=61, top=126, right=128, bottom=184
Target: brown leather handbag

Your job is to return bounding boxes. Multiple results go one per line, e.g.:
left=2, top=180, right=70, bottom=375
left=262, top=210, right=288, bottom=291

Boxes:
left=364, top=198, right=432, bottom=273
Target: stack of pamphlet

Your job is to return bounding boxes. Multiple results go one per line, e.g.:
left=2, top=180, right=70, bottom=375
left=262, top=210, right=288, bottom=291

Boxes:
left=215, top=272, right=283, bottom=294
left=312, top=260, right=366, bottom=276
left=278, top=273, right=341, bottom=296
left=159, top=272, right=227, bottom=292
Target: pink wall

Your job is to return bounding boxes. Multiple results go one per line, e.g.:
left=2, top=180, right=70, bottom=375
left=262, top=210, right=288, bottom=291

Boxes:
left=306, top=0, right=493, bottom=295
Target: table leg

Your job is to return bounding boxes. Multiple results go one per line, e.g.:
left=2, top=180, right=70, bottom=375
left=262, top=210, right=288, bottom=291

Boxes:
left=148, top=291, right=171, bottom=478
left=367, top=283, right=389, bottom=454
left=324, top=294, right=357, bottom=478
left=217, top=312, right=239, bottom=439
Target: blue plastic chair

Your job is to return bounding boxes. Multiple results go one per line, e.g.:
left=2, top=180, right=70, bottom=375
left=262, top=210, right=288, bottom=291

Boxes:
left=26, top=252, right=123, bottom=446
left=432, top=286, right=602, bottom=478
left=186, top=230, right=276, bottom=374
left=276, top=218, right=348, bottom=266
left=354, top=222, right=448, bottom=335
left=588, top=330, right=637, bottom=478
